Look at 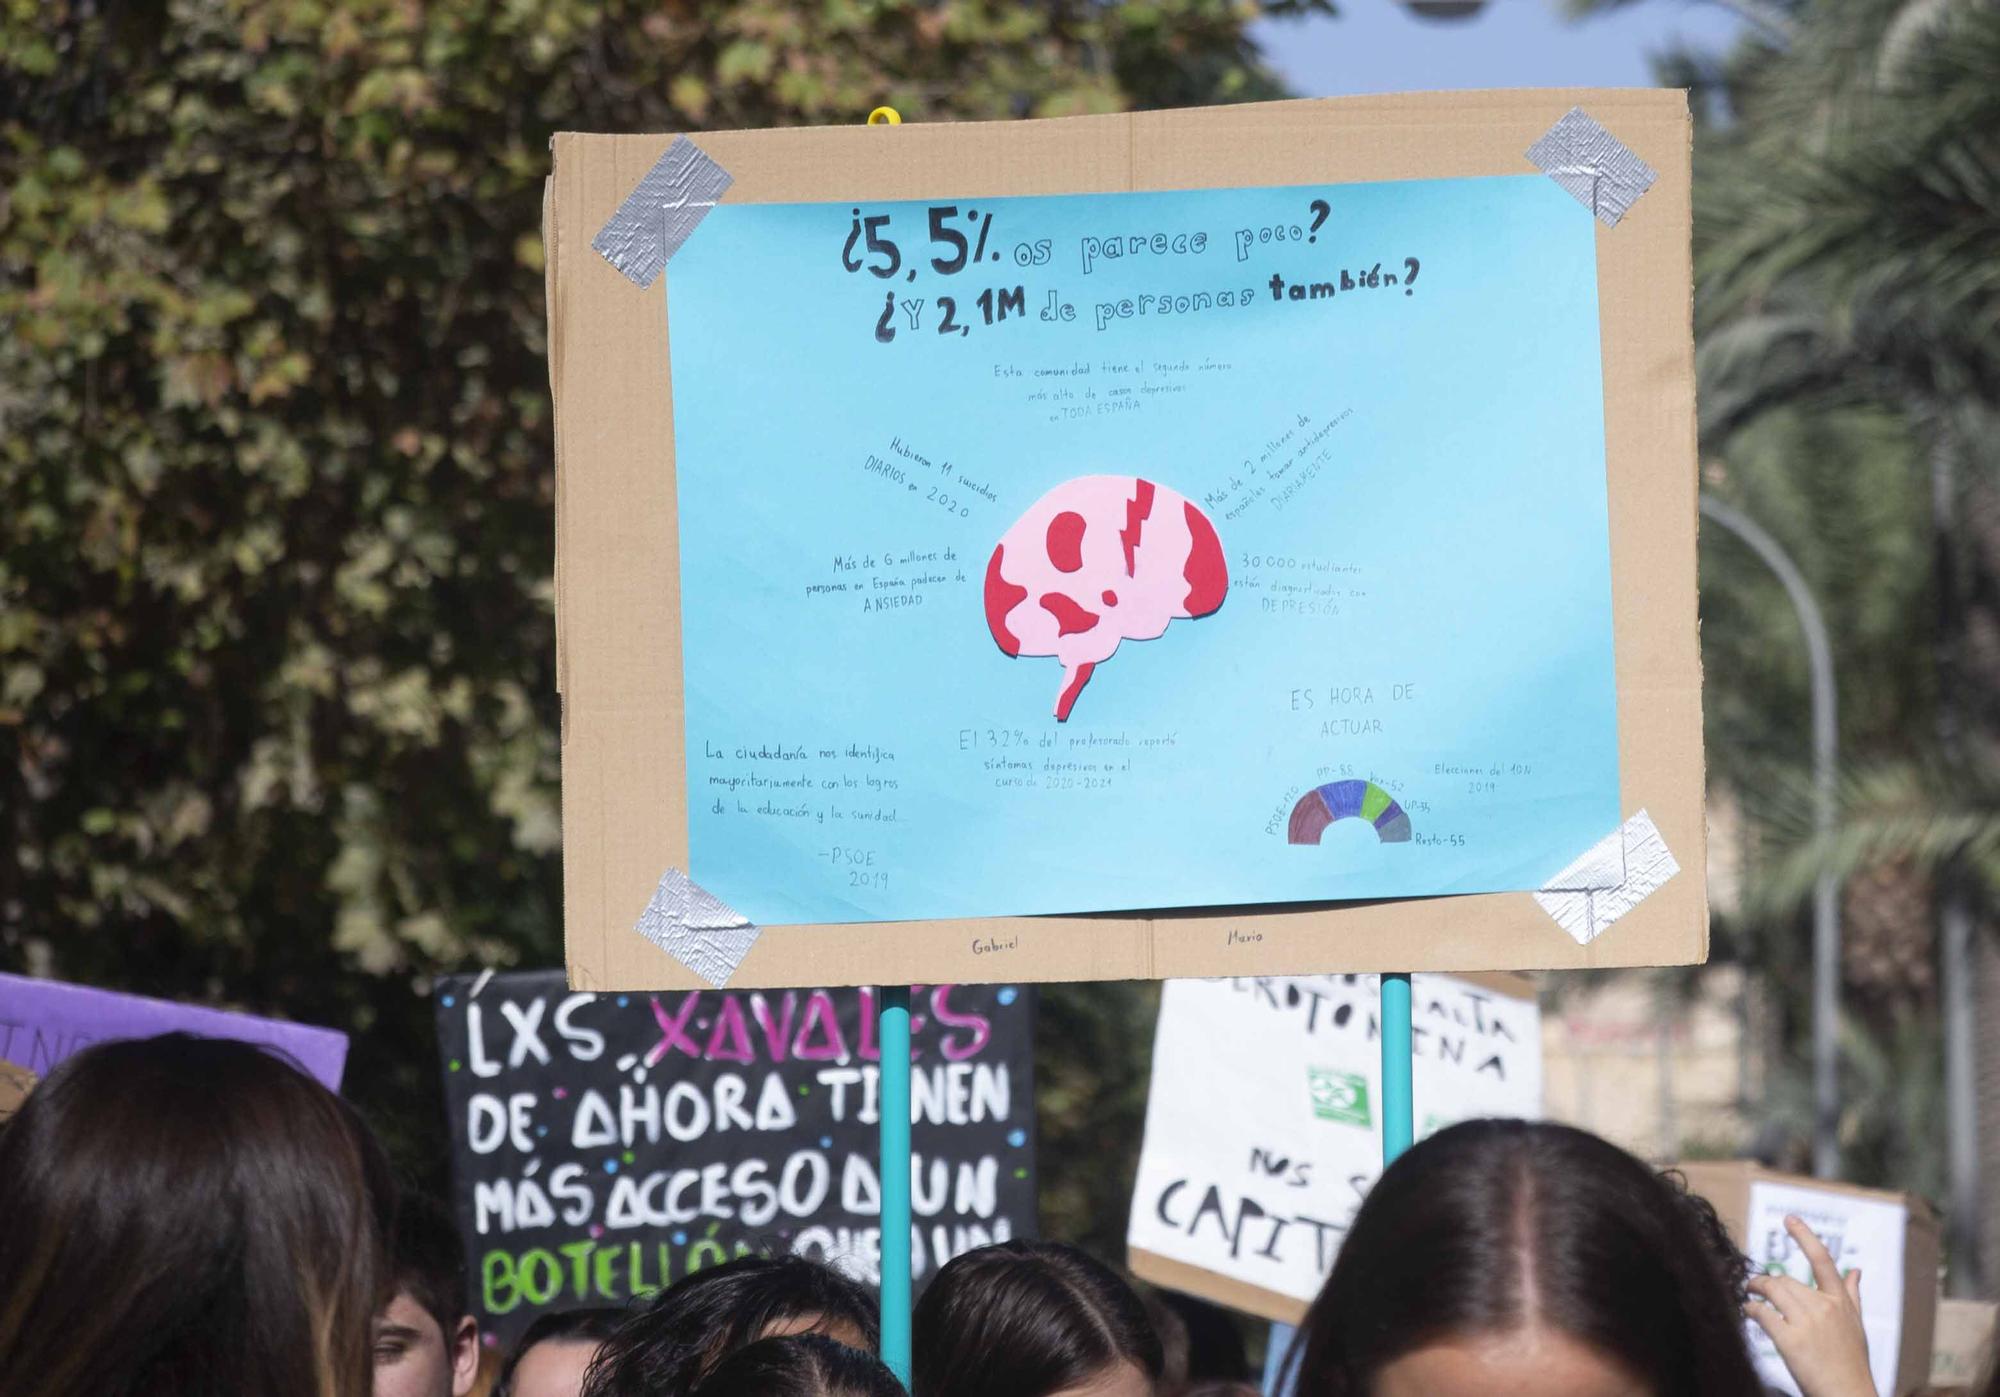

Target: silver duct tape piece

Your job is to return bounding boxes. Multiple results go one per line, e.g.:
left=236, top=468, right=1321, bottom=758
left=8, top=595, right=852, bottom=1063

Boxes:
left=1537, top=819, right=1629, bottom=893
left=633, top=866, right=761, bottom=986
left=1533, top=810, right=1679, bottom=946
left=593, top=136, right=734, bottom=288
left=1526, top=107, right=1658, bottom=228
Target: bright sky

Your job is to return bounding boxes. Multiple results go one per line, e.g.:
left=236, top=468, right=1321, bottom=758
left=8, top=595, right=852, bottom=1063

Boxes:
left=1254, top=0, right=1743, bottom=95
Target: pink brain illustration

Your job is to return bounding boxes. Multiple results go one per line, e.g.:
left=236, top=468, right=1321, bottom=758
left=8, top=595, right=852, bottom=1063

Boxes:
left=983, top=475, right=1228, bottom=720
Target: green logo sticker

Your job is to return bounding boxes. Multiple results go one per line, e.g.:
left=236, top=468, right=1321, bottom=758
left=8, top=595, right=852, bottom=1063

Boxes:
left=1308, top=1067, right=1371, bottom=1127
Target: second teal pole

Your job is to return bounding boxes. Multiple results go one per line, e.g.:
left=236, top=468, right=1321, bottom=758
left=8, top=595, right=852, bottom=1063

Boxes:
left=878, top=985, right=913, bottom=1384
left=1265, top=971, right=1418, bottom=1395
left=1380, top=972, right=1414, bottom=1164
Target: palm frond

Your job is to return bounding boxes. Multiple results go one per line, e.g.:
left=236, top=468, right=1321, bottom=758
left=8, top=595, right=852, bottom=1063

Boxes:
left=1560, top=0, right=1799, bottom=44
left=1877, top=0, right=1978, bottom=86
left=1694, top=311, right=1871, bottom=444
left=1749, top=759, right=2000, bottom=918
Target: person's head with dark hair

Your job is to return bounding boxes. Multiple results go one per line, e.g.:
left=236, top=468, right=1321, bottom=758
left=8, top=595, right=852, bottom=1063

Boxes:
left=912, top=1240, right=1163, bottom=1397
left=497, top=1308, right=625, bottom=1397
left=1284, top=1119, right=1762, bottom=1397
left=0, top=1033, right=397, bottom=1397
left=1140, top=1290, right=1190, bottom=1392
left=582, top=1256, right=879, bottom=1397
left=690, top=1333, right=905, bottom=1397
left=375, top=1194, right=480, bottom=1397
left=1148, top=1291, right=1247, bottom=1387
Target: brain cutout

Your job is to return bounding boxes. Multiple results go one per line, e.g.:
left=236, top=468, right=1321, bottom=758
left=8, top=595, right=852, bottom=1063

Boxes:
left=983, top=475, right=1228, bottom=720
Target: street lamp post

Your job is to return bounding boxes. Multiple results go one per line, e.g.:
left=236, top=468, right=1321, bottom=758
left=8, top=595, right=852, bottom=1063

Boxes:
left=1700, top=493, right=1841, bottom=1179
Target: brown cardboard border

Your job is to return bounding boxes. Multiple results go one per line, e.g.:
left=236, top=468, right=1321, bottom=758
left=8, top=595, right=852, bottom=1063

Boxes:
left=1930, top=1298, right=1997, bottom=1391
left=549, top=90, right=1706, bottom=991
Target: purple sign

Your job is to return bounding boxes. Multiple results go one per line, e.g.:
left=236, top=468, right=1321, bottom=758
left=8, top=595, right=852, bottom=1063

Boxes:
left=0, top=972, right=349, bottom=1091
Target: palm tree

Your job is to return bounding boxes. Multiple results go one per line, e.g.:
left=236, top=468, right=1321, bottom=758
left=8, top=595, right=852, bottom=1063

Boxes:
left=1706, top=0, right=1998, bottom=1291
left=1574, top=0, right=2000, bottom=1287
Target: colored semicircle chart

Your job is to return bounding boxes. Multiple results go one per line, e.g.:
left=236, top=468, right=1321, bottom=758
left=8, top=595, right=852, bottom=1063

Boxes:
left=1287, top=780, right=1413, bottom=845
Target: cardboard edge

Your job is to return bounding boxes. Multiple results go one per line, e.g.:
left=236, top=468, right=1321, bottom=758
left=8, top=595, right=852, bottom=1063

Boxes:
left=1451, top=969, right=1538, bottom=1001
left=546, top=86, right=1696, bottom=159
left=580, top=916, right=1661, bottom=992
left=1900, top=1204, right=1944, bottom=1395
left=1930, top=1299, right=1998, bottom=1391
left=545, top=155, right=566, bottom=731
left=547, top=135, right=575, bottom=976
left=1667, top=88, right=1709, bottom=970
left=1128, top=1246, right=1307, bottom=1327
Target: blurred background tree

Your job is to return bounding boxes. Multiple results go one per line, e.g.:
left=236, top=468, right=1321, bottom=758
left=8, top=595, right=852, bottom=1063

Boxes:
left=0, top=0, right=1326, bottom=1246
left=1589, top=0, right=1999, bottom=1286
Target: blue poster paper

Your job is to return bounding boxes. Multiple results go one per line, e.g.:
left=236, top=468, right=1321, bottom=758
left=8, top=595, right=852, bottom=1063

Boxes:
left=665, top=176, right=1620, bottom=925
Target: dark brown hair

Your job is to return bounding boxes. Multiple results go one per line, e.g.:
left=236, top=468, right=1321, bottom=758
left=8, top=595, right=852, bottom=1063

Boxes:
left=691, top=1333, right=905, bottom=1397
left=497, top=1307, right=627, bottom=1397
left=1282, top=1119, right=1762, bottom=1397
left=0, top=1033, right=396, bottom=1397
left=912, top=1241, right=1162, bottom=1397
left=392, top=1192, right=472, bottom=1336
left=582, top=1256, right=879, bottom=1397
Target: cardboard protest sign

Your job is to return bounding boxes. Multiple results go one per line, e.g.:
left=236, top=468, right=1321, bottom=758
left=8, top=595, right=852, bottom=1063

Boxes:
left=1677, top=1162, right=1942, bottom=1397
left=1125, top=973, right=1540, bottom=1320
left=549, top=90, right=1704, bottom=989
left=0, top=971, right=348, bottom=1090
left=1930, top=1298, right=1996, bottom=1392
left=433, top=971, right=1035, bottom=1346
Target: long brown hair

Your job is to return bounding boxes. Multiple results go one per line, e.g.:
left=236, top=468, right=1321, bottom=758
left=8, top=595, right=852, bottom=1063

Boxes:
left=1282, top=1119, right=1762, bottom=1397
left=0, top=1032, right=396, bottom=1397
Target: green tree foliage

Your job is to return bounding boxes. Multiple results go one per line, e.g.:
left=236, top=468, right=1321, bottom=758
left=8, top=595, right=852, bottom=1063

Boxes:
left=0, top=0, right=1325, bottom=1192
left=1609, top=0, right=1998, bottom=1218
left=1700, top=403, right=1941, bottom=1191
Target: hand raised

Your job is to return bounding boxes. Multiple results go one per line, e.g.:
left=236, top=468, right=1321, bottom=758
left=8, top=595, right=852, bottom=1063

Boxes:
left=1745, top=1215, right=1875, bottom=1397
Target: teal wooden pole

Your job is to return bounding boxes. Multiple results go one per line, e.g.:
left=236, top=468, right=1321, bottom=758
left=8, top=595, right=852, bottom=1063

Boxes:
left=1268, top=973, right=1418, bottom=1396
left=878, top=985, right=913, bottom=1384
left=1381, top=972, right=1414, bottom=1164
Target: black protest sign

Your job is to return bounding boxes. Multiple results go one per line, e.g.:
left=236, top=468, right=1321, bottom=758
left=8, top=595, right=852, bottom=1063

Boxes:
left=433, top=971, right=1035, bottom=1345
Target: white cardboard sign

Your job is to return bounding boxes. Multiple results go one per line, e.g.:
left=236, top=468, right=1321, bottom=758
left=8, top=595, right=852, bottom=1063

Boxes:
left=1746, top=1179, right=1908, bottom=1397
left=1126, top=974, right=1541, bottom=1313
